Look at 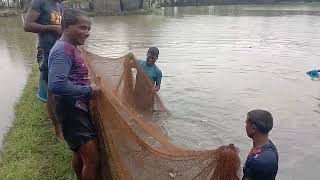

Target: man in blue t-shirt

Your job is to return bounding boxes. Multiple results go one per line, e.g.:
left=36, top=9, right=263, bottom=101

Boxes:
left=24, top=0, right=62, bottom=93
left=138, top=47, right=162, bottom=92
left=24, top=0, right=62, bottom=139
left=243, top=109, right=279, bottom=180
left=126, top=47, right=162, bottom=112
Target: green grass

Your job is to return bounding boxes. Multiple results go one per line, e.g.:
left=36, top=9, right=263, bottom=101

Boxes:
left=0, top=64, right=73, bottom=180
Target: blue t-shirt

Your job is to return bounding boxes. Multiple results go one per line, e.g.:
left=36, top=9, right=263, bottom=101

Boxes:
left=31, top=0, right=61, bottom=51
left=243, top=140, right=279, bottom=180
left=138, top=60, right=162, bottom=87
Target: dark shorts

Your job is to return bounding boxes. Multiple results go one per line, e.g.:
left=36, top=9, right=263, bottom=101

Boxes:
left=53, top=96, right=96, bottom=152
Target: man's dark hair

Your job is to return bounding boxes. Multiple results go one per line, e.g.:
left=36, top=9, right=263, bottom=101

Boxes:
left=147, top=47, right=159, bottom=58
left=247, top=109, right=273, bottom=134
left=61, top=8, right=86, bottom=31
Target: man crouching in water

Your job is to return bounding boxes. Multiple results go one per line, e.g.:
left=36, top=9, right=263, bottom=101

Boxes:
left=124, top=47, right=162, bottom=113
left=48, top=8, right=99, bottom=180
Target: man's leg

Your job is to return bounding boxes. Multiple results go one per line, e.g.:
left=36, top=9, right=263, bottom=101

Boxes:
left=78, top=139, right=98, bottom=180
left=72, top=151, right=83, bottom=180
left=36, top=48, right=48, bottom=101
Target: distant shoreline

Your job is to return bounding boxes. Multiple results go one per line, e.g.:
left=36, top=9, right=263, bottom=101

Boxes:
left=0, top=9, right=18, bottom=17
left=161, top=0, right=320, bottom=7
left=2, top=1, right=319, bottom=18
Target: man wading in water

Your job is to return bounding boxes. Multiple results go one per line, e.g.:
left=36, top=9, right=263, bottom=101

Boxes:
left=126, top=47, right=163, bottom=114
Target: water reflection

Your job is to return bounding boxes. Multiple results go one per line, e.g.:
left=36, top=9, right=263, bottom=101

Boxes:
left=87, top=15, right=167, bottom=56
left=0, top=16, right=36, bottom=146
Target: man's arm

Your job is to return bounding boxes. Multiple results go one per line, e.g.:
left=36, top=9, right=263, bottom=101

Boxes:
left=23, top=0, right=60, bottom=33
left=123, top=57, right=139, bottom=69
left=155, top=69, right=162, bottom=92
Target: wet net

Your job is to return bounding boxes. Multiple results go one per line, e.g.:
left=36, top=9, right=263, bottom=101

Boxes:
left=80, top=48, right=241, bottom=180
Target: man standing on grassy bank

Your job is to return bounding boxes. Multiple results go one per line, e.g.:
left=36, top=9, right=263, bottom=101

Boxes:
left=48, top=9, right=99, bottom=180
left=24, top=0, right=63, bottom=139
left=24, top=0, right=62, bottom=100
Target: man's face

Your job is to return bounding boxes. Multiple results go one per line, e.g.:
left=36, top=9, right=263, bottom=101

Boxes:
left=146, top=53, right=158, bottom=65
left=245, top=117, right=255, bottom=138
left=67, top=15, right=91, bottom=46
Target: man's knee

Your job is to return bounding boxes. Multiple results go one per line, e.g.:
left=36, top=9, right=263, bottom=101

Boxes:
left=80, top=139, right=98, bottom=166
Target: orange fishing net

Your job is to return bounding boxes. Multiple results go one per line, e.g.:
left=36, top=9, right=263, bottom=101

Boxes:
left=81, top=49, right=241, bottom=180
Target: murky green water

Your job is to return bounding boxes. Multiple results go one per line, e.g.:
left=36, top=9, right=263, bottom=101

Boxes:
left=1, top=3, right=320, bottom=179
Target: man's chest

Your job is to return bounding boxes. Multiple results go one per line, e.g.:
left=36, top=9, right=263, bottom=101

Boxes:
left=142, top=65, right=157, bottom=81
left=40, top=3, right=61, bottom=25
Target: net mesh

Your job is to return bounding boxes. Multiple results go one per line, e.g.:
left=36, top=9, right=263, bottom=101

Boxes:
left=80, top=48, right=241, bottom=180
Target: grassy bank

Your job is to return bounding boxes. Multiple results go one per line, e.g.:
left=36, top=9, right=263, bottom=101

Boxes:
left=0, top=64, right=73, bottom=179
